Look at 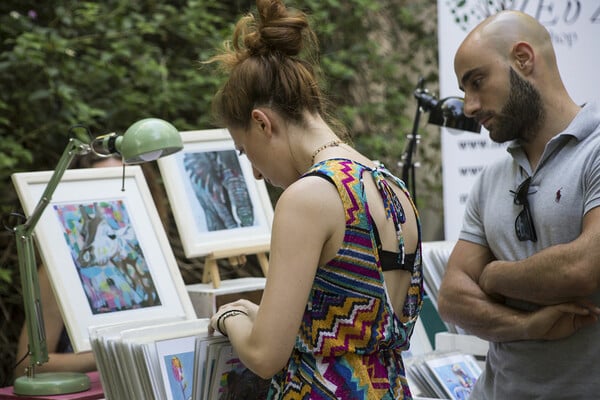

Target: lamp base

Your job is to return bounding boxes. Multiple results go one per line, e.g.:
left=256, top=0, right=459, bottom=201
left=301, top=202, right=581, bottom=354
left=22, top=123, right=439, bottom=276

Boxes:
left=13, top=372, right=91, bottom=396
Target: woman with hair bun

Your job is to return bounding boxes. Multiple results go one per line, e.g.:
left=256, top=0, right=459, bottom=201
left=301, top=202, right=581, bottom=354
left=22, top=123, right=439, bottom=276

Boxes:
left=208, top=1, right=423, bottom=398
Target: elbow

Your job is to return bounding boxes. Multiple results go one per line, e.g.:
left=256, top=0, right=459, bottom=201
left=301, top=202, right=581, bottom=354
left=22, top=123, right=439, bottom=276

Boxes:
left=251, top=363, right=284, bottom=380
left=437, top=281, right=455, bottom=321
left=237, top=322, right=295, bottom=379
left=437, top=291, right=452, bottom=322
left=241, top=346, right=288, bottom=380
left=436, top=284, right=468, bottom=325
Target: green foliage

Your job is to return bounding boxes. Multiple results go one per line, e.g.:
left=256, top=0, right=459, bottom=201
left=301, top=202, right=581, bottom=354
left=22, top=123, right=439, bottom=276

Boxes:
left=0, top=0, right=438, bottom=384
left=0, top=1, right=231, bottom=179
left=296, top=0, right=439, bottom=175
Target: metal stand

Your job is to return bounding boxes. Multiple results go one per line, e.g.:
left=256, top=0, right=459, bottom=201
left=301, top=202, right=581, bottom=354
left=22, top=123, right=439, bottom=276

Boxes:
left=400, top=78, right=427, bottom=204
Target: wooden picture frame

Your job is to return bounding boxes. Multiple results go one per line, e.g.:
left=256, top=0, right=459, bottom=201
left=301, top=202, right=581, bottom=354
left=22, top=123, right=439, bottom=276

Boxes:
left=157, top=129, right=274, bottom=258
left=12, top=166, right=196, bottom=352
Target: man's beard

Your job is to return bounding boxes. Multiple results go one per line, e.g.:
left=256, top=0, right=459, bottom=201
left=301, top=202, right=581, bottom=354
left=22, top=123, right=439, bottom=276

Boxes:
left=488, top=67, right=544, bottom=143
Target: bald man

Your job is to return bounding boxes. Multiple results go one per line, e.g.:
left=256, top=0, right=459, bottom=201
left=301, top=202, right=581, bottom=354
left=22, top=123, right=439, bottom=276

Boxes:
left=437, top=10, right=600, bottom=399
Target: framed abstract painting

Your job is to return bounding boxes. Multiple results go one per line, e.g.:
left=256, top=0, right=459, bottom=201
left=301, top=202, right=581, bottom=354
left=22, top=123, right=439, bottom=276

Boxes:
left=157, top=129, right=274, bottom=258
left=12, top=166, right=196, bottom=352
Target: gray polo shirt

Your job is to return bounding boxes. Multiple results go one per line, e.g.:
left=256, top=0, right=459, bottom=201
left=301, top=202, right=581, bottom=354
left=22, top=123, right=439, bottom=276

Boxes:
left=459, top=101, right=600, bottom=399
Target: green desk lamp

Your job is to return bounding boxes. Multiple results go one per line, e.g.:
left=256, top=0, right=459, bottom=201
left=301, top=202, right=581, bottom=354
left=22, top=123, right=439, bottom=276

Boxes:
left=12, top=118, right=183, bottom=395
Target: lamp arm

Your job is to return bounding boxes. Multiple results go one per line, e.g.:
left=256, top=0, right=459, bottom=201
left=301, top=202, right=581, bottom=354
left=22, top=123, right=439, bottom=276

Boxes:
left=15, top=138, right=91, bottom=375
left=21, top=139, right=91, bottom=234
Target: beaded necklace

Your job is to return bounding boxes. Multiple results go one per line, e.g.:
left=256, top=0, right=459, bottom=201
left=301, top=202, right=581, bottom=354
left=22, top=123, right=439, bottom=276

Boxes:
left=310, top=139, right=343, bottom=164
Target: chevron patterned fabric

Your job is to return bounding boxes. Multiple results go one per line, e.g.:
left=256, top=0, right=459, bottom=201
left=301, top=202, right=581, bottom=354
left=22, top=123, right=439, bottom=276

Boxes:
left=268, top=159, right=423, bottom=399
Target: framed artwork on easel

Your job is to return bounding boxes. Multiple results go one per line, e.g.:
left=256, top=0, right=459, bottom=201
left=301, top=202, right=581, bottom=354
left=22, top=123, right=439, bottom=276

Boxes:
left=157, top=129, right=274, bottom=260
left=11, top=166, right=197, bottom=352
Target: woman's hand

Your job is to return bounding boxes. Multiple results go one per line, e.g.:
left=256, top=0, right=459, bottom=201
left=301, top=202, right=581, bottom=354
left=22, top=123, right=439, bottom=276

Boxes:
left=209, top=299, right=258, bottom=336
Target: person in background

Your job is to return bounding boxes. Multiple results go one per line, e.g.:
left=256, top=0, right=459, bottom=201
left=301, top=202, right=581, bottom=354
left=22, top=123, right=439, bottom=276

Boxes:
left=437, top=10, right=600, bottom=399
left=13, top=154, right=121, bottom=378
left=207, top=0, right=423, bottom=398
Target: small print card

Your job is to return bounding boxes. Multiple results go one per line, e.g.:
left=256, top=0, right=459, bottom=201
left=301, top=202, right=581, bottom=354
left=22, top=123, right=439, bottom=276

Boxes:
left=425, top=353, right=481, bottom=400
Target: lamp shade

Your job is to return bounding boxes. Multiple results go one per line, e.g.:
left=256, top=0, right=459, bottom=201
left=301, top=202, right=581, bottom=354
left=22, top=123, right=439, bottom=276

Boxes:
left=113, top=118, right=183, bottom=163
left=428, top=97, right=481, bottom=133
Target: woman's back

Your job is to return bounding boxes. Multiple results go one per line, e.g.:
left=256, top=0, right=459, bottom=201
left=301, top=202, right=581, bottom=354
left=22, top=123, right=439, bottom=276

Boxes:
left=267, top=159, right=422, bottom=399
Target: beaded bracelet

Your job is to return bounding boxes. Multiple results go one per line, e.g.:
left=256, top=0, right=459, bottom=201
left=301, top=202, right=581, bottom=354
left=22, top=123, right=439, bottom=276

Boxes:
left=216, top=309, right=248, bottom=337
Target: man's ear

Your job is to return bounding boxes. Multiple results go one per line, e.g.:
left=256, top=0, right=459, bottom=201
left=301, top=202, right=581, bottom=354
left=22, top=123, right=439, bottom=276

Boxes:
left=512, top=41, right=534, bottom=74
left=251, top=109, right=272, bottom=137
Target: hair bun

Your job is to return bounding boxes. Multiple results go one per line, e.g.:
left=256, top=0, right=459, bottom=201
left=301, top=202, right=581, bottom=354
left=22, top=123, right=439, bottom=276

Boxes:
left=246, top=0, right=309, bottom=57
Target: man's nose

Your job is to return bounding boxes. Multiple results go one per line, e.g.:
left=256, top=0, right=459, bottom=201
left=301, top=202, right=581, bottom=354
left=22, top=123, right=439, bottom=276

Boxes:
left=463, top=93, right=480, bottom=118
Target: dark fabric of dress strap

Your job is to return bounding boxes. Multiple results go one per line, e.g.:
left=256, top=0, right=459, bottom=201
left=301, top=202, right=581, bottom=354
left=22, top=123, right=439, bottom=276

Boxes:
left=379, top=250, right=417, bottom=272
left=373, top=219, right=416, bottom=273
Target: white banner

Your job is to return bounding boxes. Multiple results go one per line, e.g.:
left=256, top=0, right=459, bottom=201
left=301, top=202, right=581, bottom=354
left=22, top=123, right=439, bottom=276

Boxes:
left=438, top=0, right=600, bottom=240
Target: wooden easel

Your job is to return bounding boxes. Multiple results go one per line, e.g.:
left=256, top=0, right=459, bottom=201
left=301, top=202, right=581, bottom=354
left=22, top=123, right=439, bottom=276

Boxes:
left=202, top=246, right=270, bottom=288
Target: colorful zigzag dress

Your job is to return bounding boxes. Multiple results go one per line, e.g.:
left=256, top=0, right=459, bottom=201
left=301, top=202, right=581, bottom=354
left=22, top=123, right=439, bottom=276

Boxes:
left=267, top=158, right=423, bottom=400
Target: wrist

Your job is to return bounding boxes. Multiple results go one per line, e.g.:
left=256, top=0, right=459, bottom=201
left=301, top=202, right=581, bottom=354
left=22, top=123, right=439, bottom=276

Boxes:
left=216, top=309, right=248, bottom=337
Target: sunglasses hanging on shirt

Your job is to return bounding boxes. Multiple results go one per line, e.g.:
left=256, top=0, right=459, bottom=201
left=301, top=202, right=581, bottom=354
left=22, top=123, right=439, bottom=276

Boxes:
left=511, top=177, right=538, bottom=242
